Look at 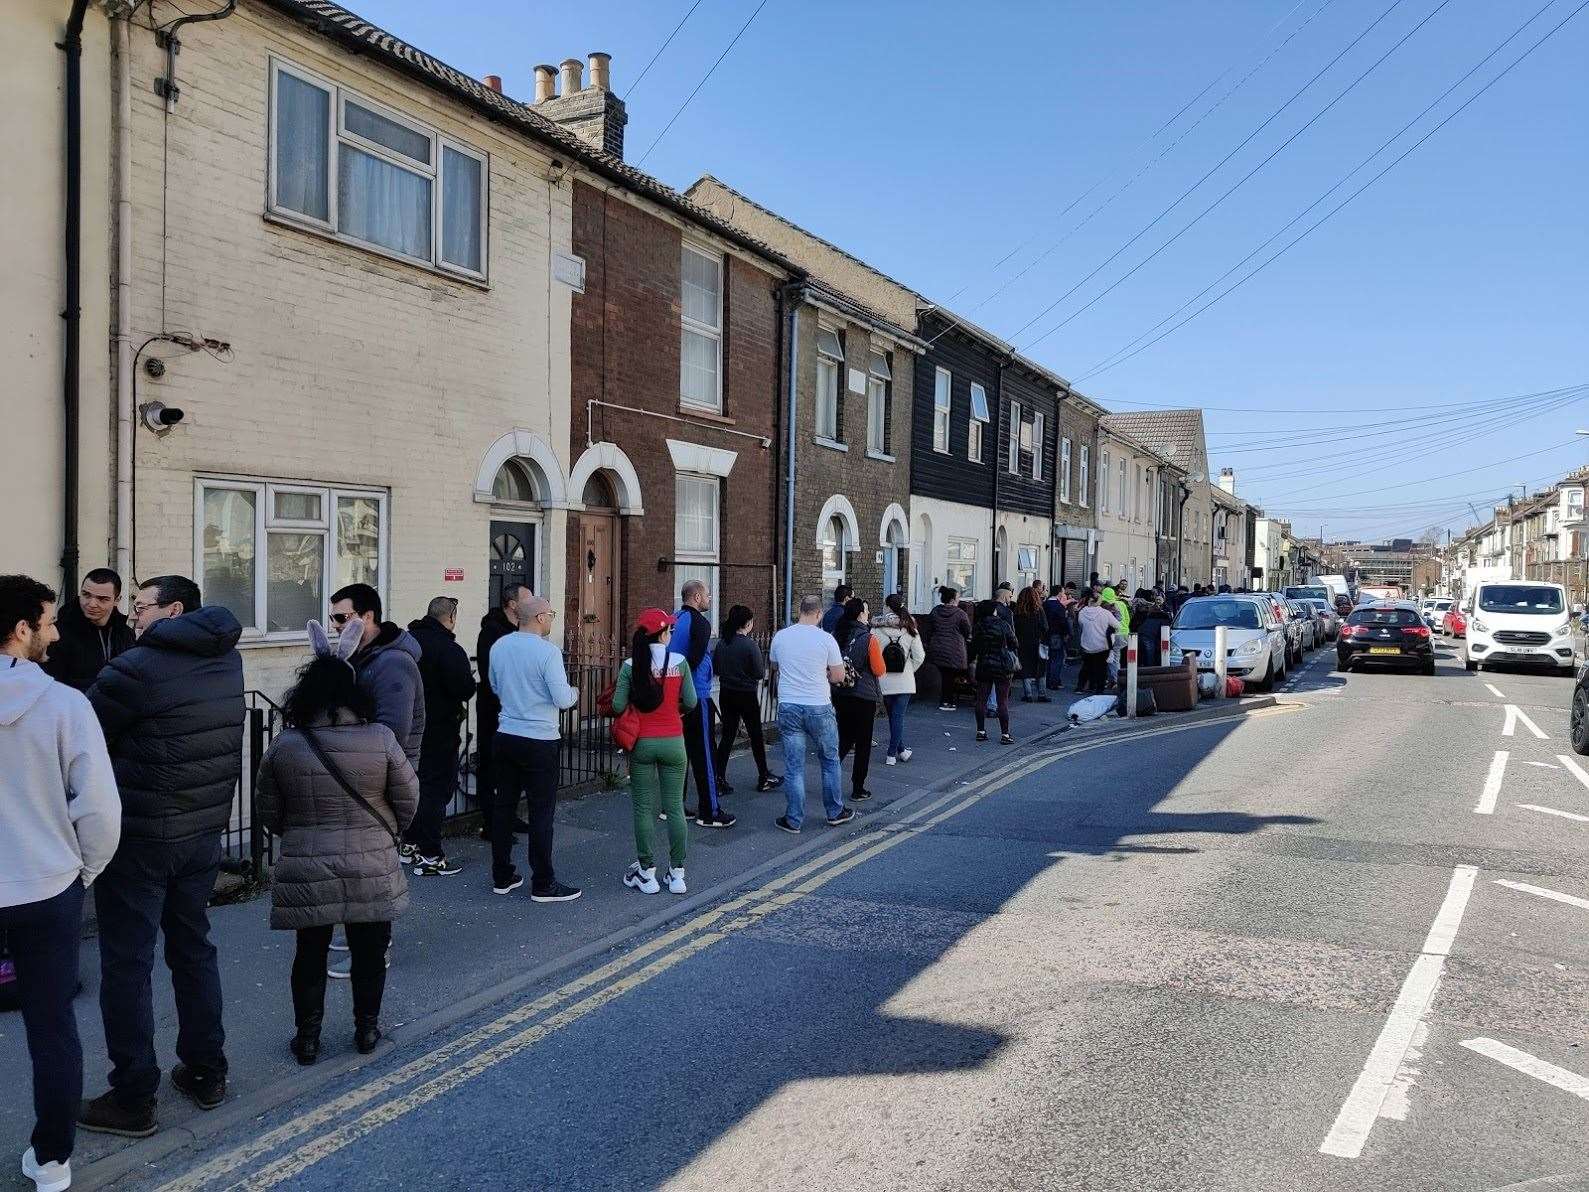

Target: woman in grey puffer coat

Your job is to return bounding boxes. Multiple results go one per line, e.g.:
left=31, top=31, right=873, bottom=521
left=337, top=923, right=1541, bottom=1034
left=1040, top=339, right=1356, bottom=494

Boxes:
left=256, top=622, right=418, bottom=1065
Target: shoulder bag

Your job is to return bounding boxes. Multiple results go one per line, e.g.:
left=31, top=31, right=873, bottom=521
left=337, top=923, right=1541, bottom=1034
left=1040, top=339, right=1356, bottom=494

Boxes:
left=300, top=725, right=402, bottom=848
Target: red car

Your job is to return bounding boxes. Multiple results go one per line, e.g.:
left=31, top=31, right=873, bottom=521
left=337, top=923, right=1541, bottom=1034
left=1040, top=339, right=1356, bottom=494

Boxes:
left=1443, top=607, right=1466, bottom=639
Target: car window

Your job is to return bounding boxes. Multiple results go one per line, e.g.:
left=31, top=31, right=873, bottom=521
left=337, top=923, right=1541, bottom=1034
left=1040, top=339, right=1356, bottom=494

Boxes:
left=1477, top=585, right=1563, bottom=614
left=1174, top=600, right=1261, bottom=630
left=1347, top=608, right=1421, bottom=626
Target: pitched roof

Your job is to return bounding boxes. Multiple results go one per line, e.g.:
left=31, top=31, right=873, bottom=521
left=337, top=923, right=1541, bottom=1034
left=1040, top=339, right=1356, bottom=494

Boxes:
left=1098, top=410, right=1206, bottom=469
left=255, top=0, right=799, bottom=275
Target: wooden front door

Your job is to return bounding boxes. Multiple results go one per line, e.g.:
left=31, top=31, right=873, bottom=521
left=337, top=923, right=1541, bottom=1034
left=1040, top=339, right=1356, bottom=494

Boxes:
left=577, top=511, right=618, bottom=655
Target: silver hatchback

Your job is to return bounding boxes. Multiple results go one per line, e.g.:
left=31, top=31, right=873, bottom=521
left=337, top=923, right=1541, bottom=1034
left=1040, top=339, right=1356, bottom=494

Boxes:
left=1169, top=595, right=1288, bottom=692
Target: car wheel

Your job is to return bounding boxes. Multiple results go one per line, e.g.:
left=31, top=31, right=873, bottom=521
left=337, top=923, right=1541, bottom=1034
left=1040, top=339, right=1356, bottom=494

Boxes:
left=1572, top=688, right=1589, bottom=756
left=1465, top=659, right=1477, bottom=672
left=1421, top=660, right=1436, bottom=676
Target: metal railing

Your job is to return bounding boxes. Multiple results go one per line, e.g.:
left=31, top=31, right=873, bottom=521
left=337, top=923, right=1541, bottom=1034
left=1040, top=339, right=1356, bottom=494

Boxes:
left=221, top=689, right=281, bottom=884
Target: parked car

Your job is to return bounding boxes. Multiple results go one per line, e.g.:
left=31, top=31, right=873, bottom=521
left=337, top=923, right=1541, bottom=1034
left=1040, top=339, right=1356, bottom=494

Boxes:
left=1301, top=598, right=1339, bottom=640
left=1337, top=602, right=1436, bottom=675
left=1284, top=584, right=1334, bottom=606
left=1443, top=606, right=1467, bottom=639
left=1571, top=663, right=1589, bottom=754
left=1463, top=581, right=1584, bottom=676
left=1279, top=599, right=1308, bottom=663
left=1169, top=595, right=1288, bottom=692
left=1286, top=599, right=1318, bottom=652
left=1422, top=598, right=1453, bottom=631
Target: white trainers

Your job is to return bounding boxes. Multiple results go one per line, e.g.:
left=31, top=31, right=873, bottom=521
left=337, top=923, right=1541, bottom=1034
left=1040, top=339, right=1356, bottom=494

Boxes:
left=623, top=862, right=659, bottom=894
left=22, top=1148, right=71, bottom=1192
left=884, top=754, right=897, bottom=766
left=664, top=867, right=687, bottom=895
left=898, top=748, right=913, bottom=762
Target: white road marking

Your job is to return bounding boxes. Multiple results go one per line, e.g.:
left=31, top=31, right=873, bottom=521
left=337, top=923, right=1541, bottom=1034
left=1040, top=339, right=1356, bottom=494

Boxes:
left=1503, top=704, right=1549, bottom=739
left=1485, top=683, right=1507, bottom=698
left=1320, top=866, right=1479, bottom=1159
left=1517, top=803, right=1589, bottom=823
left=1494, top=878, right=1589, bottom=912
left=1461, top=1038, right=1589, bottom=1101
left=1475, top=751, right=1508, bottom=815
left=1523, top=761, right=1560, bottom=769
left=1555, top=753, right=1589, bottom=792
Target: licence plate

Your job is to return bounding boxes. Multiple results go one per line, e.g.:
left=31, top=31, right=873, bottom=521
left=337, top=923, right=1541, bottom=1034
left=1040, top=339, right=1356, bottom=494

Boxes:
left=1368, top=646, right=1400, bottom=655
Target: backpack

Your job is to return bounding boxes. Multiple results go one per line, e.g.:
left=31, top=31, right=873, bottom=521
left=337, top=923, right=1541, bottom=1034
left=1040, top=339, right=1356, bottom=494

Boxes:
left=882, top=634, right=908, bottom=674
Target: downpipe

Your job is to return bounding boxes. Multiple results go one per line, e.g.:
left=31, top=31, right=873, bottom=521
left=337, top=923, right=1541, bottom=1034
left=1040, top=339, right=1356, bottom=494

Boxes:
left=114, top=12, right=133, bottom=582
left=60, top=0, right=92, bottom=595
left=781, top=295, right=799, bottom=624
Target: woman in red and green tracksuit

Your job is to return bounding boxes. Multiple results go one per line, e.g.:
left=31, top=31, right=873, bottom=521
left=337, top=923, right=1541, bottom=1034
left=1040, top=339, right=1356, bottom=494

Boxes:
left=612, top=608, right=696, bottom=896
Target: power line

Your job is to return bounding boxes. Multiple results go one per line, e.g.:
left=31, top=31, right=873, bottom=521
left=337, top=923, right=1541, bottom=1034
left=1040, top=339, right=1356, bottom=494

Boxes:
left=1261, top=437, right=1587, bottom=505
left=626, top=0, right=708, bottom=99
left=1016, top=0, right=1455, bottom=353
left=1076, top=0, right=1567, bottom=382
left=636, top=0, right=771, bottom=167
left=1073, top=0, right=1589, bottom=382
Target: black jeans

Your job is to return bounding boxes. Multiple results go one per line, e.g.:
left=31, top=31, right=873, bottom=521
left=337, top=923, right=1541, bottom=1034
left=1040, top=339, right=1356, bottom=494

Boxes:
left=491, top=734, right=560, bottom=891
left=975, top=679, right=1011, bottom=734
left=475, top=711, right=500, bottom=833
left=682, top=694, right=721, bottom=816
left=835, top=695, right=877, bottom=794
left=936, top=666, right=964, bottom=705
left=408, top=725, right=459, bottom=858
left=715, top=689, right=770, bottom=783
left=1079, top=650, right=1110, bottom=693
left=94, top=835, right=226, bottom=1105
left=1, top=880, right=84, bottom=1164
left=291, top=922, right=392, bottom=1029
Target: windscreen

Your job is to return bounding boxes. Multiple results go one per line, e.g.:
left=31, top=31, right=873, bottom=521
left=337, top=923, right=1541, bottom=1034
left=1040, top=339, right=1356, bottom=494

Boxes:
left=1174, top=599, right=1260, bottom=630
left=1477, top=586, right=1563, bottom=614
left=1348, top=608, right=1421, bottom=626
left=1285, top=586, right=1331, bottom=602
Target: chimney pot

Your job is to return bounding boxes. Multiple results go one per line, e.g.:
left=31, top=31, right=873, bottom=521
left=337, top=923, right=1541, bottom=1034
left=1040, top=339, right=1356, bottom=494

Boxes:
left=483, top=74, right=502, bottom=92
left=560, top=57, right=583, bottom=96
left=533, top=64, right=557, bottom=103
left=588, top=51, right=611, bottom=91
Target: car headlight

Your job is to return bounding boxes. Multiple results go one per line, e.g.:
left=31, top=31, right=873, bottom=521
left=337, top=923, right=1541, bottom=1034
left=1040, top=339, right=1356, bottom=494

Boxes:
left=1471, top=617, right=1488, bottom=633
left=1233, top=638, right=1264, bottom=657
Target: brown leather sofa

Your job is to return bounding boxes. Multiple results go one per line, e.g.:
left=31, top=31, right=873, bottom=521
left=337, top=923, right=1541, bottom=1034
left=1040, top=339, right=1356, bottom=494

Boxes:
left=1136, top=656, right=1199, bottom=712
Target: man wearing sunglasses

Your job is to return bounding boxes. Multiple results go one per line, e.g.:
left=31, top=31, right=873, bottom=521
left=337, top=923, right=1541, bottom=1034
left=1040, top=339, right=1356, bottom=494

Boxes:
left=327, top=584, right=426, bottom=775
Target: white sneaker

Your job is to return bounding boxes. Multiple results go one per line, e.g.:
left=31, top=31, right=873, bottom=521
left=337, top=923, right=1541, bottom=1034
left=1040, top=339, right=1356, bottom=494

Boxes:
left=898, top=748, right=913, bottom=762
left=22, top=1148, right=71, bottom=1192
left=664, top=867, right=687, bottom=895
left=623, top=862, right=659, bottom=894
left=884, top=754, right=897, bottom=766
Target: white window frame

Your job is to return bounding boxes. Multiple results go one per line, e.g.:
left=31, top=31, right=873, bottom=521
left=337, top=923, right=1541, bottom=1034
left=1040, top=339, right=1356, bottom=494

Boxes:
left=968, top=382, right=990, bottom=463
left=945, top=536, right=978, bottom=596
left=1101, top=451, right=1111, bottom=514
left=1058, top=436, right=1071, bottom=502
left=193, top=475, right=389, bottom=643
left=1032, top=412, right=1045, bottom=482
left=267, top=57, right=488, bottom=281
left=821, top=514, right=850, bottom=586
left=1078, top=443, right=1088, bottom=507
left=679, top=242, right=724, bottom=413
left=866, top=349, right=892, bottom=457
left=815, top=324, right=844, bottom=443
left=933, top=367, right=952, bottom=454
left=673, top=471, right=720, bottom=602
left=1118, top=462, right=1128, bottom=518
left=1008, top=402, right=1022, bottom=475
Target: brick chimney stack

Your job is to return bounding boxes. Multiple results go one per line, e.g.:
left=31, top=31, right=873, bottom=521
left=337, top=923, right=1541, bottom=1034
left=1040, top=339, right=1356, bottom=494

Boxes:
left=1219, top=467, right=1236, bottom=496
left=530, top=51, right=628, bottom=159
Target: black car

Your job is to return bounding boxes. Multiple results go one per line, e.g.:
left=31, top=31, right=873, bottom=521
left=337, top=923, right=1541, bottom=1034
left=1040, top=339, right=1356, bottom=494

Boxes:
left=1337, top=602, right=1436, bottom=675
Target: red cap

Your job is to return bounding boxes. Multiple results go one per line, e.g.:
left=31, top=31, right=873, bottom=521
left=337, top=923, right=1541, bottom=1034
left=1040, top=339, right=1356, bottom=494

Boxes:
left=635, top=608, right=676, bottom=635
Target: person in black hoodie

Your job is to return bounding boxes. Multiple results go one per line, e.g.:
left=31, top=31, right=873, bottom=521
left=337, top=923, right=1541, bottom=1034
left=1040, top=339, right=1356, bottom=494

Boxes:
left=42, top=567, right=134, bottom=692
left=474, top=583, right=527, bottom=841
left=404, top=597, right=477, bottom=876
left=79, top=575, right=244, bottom=1139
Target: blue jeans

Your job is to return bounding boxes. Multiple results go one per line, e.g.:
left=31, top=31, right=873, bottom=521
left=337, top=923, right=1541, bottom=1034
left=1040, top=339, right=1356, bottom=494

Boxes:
left=777, top=703, right=843, bottom=828
left=884, top=693, right=910, bottom=757
left=1046, top=634, right=1067, bottom=688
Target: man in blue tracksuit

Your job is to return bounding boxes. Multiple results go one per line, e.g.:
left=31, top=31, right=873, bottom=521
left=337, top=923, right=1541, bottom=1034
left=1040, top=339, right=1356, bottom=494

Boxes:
left=675, top=580, right=736, bottom=829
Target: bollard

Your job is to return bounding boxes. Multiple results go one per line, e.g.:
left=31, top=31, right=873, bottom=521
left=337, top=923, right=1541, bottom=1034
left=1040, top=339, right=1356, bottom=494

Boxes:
left=1126, top=633, right=1139, bottom=719
left=1213, top=625, right=1229, bottom=699
left=1160, top=624, right=1172, bottom=663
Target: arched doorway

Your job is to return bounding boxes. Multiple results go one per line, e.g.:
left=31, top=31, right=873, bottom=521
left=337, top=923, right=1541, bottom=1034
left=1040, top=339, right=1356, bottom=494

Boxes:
left=576, top=472, right=619, bottom=652
left=489, top=460, right=539, bottom=609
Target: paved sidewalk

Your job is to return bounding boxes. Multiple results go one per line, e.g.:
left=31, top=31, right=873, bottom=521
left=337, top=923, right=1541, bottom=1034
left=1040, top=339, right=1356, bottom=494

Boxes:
left=0, top=675, right=1253, bottom=1186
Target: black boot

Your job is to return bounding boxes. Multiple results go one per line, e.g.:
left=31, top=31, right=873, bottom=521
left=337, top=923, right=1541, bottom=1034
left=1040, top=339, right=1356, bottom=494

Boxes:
left=354, top=1016, right=382, bottom=1054
left=290, top=1007, right=322, bottom=1066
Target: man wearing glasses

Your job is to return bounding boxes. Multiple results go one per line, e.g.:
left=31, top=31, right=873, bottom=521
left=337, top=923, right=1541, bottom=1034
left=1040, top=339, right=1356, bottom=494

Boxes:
left=42, top=567, right=134, bottom=692
left=326, top=584, right=425, bottom=772
left=486, top=594, right=581, bottom=902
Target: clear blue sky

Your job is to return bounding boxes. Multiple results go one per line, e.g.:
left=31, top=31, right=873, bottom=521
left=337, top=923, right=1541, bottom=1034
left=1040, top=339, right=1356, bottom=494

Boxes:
left=352, top=0, right=1587, bottom=542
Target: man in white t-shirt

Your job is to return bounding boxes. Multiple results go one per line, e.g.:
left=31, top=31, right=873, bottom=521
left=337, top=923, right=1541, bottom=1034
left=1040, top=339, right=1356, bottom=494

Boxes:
left=768, top=594, right=852, bottom=832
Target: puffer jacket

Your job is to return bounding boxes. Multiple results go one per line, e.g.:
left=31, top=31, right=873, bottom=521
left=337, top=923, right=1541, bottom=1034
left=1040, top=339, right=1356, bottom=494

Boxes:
left=924, top=603, right=971, bottom=670
left=255, top=710, right=419, bottom=930
left=969, top=614, right=1019, bottom=682
left=353, top=622, right=426, bottom=767
left=87, top=605, right=245, bottom=844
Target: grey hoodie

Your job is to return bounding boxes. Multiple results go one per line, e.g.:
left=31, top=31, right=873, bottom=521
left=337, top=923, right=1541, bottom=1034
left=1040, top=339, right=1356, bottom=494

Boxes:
left=0, top=657, right=121, bottom=907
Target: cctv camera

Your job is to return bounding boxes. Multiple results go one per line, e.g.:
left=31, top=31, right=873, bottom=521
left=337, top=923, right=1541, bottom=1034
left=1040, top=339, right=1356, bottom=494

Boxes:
left=140, top=402, right=185, bottom=433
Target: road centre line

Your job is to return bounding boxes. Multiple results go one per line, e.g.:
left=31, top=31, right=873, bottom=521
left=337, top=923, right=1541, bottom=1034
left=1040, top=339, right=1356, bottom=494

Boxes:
left=1494, top=878, right=1589, bottom=912
left=169, top=709, right=1282, bottom=1191
left=1461, top=1038, right=1589, bottom=1102
left=1555, top=754, right=1589, bottom=792
left=1517, top=804, right=1589, bottom=823
left=1320, top=866, right=1479, bottom=1159
left=1475, top=751, right=1508, bottom=815
left=1503, top=704, right=1549, bottom=739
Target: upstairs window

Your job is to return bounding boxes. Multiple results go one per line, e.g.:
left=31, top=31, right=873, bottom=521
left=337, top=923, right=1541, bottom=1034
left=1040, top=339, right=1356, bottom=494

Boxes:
left=1101, top=452, right=1111, bottom=513
left=867, top=350, right=892, bottom=455
left=816, top=326, right=844, bottom=441
left=1030, top=412, right=1044, bottom=482
left=1058, top=436, right=1071, bottom=502
left=933, top=367, right=952, bottom=453
left=269, top=59, right=486, bottom=278
left=1077, top=444, right=1088, bottom=506
left=680, top=245, right=723, bottom=411
left=1008, top=402, right=1022, bottom=475
left=968, top=383, right=990, bottom=462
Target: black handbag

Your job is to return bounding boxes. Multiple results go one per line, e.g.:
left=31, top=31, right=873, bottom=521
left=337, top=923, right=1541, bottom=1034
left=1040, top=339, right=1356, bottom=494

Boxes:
left=300, top=726, right=402, bottom=848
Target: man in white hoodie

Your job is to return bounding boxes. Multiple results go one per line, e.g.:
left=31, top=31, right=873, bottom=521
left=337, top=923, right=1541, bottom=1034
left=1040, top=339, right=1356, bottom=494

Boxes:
left=0, top=574, right=121, bottom=1192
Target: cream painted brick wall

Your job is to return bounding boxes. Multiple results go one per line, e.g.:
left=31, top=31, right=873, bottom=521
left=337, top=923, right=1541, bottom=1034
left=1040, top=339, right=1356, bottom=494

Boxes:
left=124, top=3, right=575, bottom=697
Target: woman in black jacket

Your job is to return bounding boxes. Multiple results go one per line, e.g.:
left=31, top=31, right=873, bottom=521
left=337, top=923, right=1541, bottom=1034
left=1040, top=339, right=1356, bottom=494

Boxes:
left=968, top=599, right=1019, bottom=745
left=1012, top=585, right=1049, bottom=704
left=712, top=606, right=781, bottom=794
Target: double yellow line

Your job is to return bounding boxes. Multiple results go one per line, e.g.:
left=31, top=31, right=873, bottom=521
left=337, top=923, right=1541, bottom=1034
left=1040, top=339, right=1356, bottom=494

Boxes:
left=161, top=707, right=1291, bottom=1190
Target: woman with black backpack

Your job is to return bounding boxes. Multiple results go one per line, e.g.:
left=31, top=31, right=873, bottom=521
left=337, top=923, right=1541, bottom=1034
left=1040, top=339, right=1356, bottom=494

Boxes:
left=832, top=598, right=886, bottom=802
left=873, top=593, right=926, bottom=767
left=969, top=598, right=1020, bottom=744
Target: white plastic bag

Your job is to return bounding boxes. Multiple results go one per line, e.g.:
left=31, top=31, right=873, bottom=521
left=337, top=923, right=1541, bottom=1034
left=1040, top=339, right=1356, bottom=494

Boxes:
left=1068, top=695, right=1117, bottom=724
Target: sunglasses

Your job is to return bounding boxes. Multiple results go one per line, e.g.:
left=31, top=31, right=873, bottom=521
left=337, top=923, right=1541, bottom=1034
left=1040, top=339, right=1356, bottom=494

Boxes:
left=328, top=611, right=355, bottom=627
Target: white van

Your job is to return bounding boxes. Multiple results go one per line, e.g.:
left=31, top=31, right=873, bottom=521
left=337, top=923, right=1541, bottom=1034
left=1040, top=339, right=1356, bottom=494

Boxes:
left=1463, top=581, right=1583, bottom=675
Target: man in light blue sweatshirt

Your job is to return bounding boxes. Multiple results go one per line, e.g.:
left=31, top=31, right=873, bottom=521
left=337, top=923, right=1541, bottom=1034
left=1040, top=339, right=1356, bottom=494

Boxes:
left=486, top=594, right=581, bottom=902
left=0, top=574, right=121, bottom=1192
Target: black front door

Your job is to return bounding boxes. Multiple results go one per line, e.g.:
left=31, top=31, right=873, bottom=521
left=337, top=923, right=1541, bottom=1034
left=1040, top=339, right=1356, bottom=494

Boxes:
left=489, top=521, right=536, bottom=608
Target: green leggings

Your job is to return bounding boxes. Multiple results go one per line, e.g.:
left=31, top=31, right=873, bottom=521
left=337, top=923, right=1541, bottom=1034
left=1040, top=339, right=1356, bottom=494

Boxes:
left=629, top=735, right=687, bottom=869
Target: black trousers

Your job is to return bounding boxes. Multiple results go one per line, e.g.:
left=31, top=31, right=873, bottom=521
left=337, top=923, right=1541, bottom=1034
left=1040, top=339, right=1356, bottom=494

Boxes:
left=291, top=922, right=392, bottom=1030
left=94, top=835, right=226, bottom=1106
left=975, top=679, right=1011, bottom=734
left=714, top=689, right=770, bottom=783
left=491, top=734, right=560, bottom=891
left=835, top=695, right=877, bottom=794
left=1, top=880, right=84, bottom=1164
left=476, top=712, right=500, bottom=832
left=936, top=666, right=965, bottom=705
left=682, top=695, right=721, bottom=816
left=1079, top=650, right=1110, bottom=693
left=408, top=725, right=459, bottom=858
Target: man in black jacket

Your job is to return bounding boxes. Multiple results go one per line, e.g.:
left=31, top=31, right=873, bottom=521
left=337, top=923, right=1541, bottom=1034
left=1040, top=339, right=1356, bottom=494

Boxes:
left=79, top=575, right=244, bottom=1138
left=475, top=583, right=527, bottom=841
left=42, top=567, right=134, bottom=692
left=404, top=597, right=477, bottom=875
